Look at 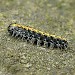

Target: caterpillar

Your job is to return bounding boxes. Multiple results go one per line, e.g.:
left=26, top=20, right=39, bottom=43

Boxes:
left=8, top=23, right=68, bottom=49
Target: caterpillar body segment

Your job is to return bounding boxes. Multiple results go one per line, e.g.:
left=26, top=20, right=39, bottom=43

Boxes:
left=8, top=23, right=68, bottom=49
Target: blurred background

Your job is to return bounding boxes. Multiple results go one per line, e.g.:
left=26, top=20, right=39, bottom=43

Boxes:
left=0, top=0, right=75, bottom=75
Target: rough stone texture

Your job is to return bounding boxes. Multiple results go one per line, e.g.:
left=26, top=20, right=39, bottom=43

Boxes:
left=0, top=0, right=75, bottom=75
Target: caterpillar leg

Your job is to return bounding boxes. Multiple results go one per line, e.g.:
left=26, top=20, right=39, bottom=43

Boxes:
left=37, top=39, right=41, bottom=46
left=36, top=39, right=43, bottom=46
left=44, top=41, right=50, bottom=48
left=15, top=31, right=21, bottom=38
left=16, top=28, right=24, bottom=38
left=22, top=34, right=28, bottom=41
left=12, top=30, right=17, bottom=37
left=30, top=37, right=37, bottom=45
left=26, top=36, right=32, bottom=43
left=61, top=43, right=68, bottom=49
left=36, top=37, right=44, bottom=46
left=50, top=42, right=54, bottom=49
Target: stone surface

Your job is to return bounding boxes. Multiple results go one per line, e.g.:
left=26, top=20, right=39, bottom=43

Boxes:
left=0, top=0, right=75, bottom=75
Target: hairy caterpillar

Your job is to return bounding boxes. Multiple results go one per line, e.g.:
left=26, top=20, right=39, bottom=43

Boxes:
left=8, top=23, right=68, bottom=49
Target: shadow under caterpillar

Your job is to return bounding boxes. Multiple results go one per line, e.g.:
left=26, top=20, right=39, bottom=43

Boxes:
left=8, top=23, right=68, bottom=50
